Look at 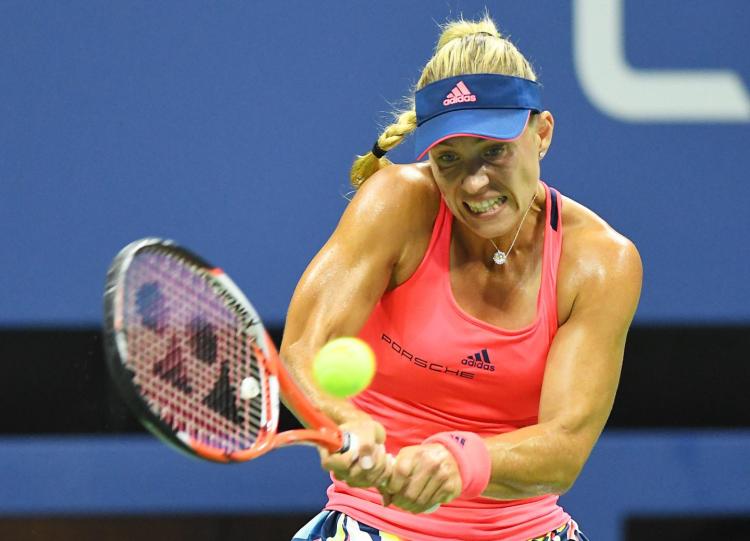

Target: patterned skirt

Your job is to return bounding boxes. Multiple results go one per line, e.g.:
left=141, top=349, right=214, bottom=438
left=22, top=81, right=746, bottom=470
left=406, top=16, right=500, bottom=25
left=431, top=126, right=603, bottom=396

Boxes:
left=291, top=510, right=590, bottom=541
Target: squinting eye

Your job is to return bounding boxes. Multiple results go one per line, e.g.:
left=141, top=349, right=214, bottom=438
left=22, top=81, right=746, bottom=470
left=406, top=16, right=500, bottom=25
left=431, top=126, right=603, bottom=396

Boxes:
left=484, top=145, right=506, bottom=158
left=437, top=153, right=458, bottom=164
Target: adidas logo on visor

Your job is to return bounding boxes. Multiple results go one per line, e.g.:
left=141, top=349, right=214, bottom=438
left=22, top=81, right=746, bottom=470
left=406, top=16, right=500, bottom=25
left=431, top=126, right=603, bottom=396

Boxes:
left=443, top=81, right=477, bottom=106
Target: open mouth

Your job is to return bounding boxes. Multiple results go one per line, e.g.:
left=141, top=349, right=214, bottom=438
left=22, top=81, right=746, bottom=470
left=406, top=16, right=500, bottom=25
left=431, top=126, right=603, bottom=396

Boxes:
left=464, top=195, right=507, bottom=215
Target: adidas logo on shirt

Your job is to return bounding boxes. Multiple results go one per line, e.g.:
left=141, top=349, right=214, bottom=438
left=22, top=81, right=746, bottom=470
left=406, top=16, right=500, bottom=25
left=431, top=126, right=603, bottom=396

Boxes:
left=443, top=81, right=477, bottom=106
left=460, top=349, right=495, bottom=371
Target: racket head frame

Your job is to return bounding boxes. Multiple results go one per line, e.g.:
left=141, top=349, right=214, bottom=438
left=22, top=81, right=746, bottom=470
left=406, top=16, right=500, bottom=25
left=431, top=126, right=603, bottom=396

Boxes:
left=104, top=238, right=345, bottom=463
left=104, top=238, right=219, bottom=459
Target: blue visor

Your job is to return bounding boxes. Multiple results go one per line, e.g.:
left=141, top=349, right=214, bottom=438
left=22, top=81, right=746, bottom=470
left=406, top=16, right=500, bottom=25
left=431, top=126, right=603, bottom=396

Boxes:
left=414, top=73, right=542, bottom=160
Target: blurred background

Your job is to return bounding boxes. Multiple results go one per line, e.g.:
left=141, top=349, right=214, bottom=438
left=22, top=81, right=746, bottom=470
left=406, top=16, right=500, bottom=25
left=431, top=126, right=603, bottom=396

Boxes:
left=0, top=1, right=748, bottom=540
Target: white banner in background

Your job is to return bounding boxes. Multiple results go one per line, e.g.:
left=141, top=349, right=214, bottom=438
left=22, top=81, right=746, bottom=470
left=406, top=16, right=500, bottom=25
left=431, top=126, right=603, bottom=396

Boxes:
left=573, top=0, right=750, bottom=122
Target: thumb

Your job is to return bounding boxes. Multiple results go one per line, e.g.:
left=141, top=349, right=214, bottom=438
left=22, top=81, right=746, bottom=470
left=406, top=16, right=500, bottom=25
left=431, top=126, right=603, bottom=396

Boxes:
left=374, top=422, right=386, bottom=444
left=378, top=453, right=395, bottom=507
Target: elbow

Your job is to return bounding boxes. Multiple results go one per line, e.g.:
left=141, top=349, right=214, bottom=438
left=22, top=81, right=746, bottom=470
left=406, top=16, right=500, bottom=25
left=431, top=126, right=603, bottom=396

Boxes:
left=501, top=454, right=584, bottom=498
left=543, top=418, right=599, bottom=494
left=548, top=451, right=587, bottom=495
left=550, top=469, right=579, bottom=495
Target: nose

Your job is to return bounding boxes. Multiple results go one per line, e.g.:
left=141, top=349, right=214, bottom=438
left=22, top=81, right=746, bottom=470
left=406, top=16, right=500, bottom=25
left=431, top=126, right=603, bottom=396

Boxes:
left=461, top=166, right=490, bottom=194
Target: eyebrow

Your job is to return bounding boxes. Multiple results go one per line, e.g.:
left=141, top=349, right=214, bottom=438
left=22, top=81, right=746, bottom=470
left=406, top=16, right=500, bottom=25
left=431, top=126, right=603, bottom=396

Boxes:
left=434, top=138, right=510, bottom=151
left=433, top=140, right=458, bottom=149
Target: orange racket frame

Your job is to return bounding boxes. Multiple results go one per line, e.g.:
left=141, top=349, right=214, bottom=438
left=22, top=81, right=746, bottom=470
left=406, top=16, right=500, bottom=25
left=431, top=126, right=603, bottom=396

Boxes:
left=105, top=238, right=353, bottom=464
left=186, top=329, right=349, bottom=462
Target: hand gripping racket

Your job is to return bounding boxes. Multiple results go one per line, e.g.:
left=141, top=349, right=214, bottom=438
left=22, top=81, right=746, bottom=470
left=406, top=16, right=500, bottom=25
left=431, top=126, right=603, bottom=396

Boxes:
left=103, top=238, right=354, bottom=462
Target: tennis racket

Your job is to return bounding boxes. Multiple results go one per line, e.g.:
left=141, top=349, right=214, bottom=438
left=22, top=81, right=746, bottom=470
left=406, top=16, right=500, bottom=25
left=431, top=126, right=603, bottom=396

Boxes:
left=103, top=237, right=354, bottom=463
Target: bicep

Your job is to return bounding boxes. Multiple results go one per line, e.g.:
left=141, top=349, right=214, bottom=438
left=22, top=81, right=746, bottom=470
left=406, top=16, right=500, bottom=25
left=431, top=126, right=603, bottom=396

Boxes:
left=281, top=168, right=432, bottom=361
left=283, top=234, right=394, bottom=349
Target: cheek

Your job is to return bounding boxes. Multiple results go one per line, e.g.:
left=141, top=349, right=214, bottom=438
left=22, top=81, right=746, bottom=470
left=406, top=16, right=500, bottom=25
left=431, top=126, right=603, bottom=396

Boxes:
left=434, top=182, right=458, bottom=208
left=509, top=147, right=539, bottom=179
left=430, top=179, right=464, bottom=213
left=523, top=155, right=540, bottom=178
left=444, top=200, right=466, bottom=218
left=430, top=167, right=460, bottom=193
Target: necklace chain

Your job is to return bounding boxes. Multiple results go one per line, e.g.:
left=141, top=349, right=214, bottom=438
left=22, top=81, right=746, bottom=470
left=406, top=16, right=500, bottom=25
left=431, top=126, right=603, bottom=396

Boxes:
left=489, top=192, right=537, bottom=265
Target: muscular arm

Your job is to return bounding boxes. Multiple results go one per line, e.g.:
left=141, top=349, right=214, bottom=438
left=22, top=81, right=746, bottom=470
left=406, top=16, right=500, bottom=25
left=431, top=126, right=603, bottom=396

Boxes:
left=280, top=165, right=437, bottom=425
left=482, top=232, right=643, bottom=499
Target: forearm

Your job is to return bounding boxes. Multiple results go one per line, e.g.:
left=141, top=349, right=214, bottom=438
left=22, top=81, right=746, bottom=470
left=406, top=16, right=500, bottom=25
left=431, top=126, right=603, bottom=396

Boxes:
left=481, top=422, right=590, bottom=500
left=280, top=340, right=372, bottom=426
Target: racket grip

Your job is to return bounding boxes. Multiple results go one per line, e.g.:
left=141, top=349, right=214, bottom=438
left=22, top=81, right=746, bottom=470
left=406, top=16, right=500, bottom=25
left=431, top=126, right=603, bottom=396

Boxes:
left=338, top=431, right=358, bottom=455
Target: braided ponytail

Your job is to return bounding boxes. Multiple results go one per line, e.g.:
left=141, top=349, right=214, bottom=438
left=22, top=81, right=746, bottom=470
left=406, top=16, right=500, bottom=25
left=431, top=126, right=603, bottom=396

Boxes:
left=349, top=109, right=417, bottom=188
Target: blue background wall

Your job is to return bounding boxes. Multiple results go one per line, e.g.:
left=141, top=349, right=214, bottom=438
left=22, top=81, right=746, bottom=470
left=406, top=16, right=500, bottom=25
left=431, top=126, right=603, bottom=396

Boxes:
left=1, top=3, right=748, bottom=540
left=1, top=432, right=748, bottom=540
left=2, top=0, right=749, bottom=326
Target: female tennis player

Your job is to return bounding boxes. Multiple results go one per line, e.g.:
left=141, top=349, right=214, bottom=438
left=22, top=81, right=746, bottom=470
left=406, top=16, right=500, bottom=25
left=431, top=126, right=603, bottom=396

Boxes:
left=282, top=14, right=641, bottom=541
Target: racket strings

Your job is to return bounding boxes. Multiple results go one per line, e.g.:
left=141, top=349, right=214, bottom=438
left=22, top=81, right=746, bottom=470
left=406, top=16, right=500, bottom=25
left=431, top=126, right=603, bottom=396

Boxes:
left=122, top=249, right=272, bottom=454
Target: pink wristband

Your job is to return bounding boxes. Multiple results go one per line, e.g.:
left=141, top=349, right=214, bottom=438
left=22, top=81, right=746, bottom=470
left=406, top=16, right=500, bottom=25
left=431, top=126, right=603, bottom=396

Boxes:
left=423, top=431, right=491, bottom=499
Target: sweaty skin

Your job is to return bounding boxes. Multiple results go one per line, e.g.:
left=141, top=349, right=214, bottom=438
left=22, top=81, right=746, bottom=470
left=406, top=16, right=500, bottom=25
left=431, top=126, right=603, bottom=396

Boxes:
left=280, top=111, right=642, bottom=514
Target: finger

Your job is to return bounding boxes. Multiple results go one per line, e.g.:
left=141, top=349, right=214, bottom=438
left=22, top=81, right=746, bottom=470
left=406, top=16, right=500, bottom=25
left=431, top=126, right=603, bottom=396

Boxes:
left=347, top=445, right=389, bottom=487
left=384, top=452, right=415, bottom=495
left=391, top=493, right=428, bottom=514
left=325, top=454, right=355, bottom=482
left=366, top=444, right=389, bottom=479
left=321, top=444, right=360, bottom=482
left=346, top=438, right=383, bottom=481
left=391, top=445, right=445, bottom=506
left=389, top=446, right=459, bottom=513
left=322, top=447, right=354, bottom=470
left=423, top=503, right=440, bottom=514
left=354, top=443, right=378, bottom=473
left=374, top=453, right=394, bottom=488
left=431, top=480, right=461, bottom=506
left=411, top=452, right=459, bottom=507
left=399, top=465, right=433, bottom=506
left=409, top=475, right=459, bottom=513
left=389, top=470, right=436, bottom=514
left=412, top=470, right=444, bottom=509
left=391, top=494, right=442, bottom=514
left=375, top=453, right=395, bottom=506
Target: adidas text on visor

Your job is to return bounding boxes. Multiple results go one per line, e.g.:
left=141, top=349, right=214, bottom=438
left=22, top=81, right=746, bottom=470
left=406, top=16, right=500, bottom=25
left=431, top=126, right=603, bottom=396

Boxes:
left=414, top=73, right=542, bottom=160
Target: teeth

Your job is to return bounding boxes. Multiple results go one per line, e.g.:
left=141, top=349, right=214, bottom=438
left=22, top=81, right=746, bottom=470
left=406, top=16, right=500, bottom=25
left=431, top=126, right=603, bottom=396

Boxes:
left=467, top=196, right=505, bottom=213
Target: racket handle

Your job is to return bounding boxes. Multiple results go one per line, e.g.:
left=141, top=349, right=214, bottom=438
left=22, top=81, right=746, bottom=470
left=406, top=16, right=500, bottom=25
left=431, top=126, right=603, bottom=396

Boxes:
left=338, top=431, right=358, bottom=455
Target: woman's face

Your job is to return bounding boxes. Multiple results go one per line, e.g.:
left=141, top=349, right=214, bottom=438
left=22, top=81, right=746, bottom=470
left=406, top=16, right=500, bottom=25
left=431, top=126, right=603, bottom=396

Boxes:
left=427, top=112, right=553, bottom=241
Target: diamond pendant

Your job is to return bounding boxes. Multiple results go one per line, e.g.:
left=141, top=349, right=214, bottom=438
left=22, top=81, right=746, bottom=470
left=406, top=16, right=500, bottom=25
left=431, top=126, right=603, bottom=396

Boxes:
left=492, top=250, right=508, bottom=265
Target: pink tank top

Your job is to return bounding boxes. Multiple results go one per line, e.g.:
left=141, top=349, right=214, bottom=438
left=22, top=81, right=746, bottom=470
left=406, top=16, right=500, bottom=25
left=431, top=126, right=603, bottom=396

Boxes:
left=327, top=182, right=569, bottom=541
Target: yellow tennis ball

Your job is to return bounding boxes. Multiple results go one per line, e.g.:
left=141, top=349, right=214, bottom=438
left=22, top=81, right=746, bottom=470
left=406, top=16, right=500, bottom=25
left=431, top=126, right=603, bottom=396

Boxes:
left=312, top=337, right=375, bottom=398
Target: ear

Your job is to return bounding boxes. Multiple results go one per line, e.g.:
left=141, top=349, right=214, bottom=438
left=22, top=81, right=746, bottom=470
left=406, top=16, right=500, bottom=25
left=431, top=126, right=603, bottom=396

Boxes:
left=534, top=111, right=554, bottom=159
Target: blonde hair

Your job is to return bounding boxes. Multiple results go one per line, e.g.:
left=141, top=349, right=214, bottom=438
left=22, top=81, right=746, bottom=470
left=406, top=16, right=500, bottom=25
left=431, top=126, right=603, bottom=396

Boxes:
left=350, top=14, right=537, bottom=188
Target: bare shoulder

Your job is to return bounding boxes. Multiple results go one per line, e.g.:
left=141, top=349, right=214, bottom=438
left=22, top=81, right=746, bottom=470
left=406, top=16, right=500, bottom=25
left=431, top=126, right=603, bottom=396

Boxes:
left=332, top=163, right=440, bottom=287
left=557, top=195, right=643, bottom=323
left=560, top=195, right=642, bottom=271
left=348, top=162, right=440, bottom=229
left=344, top=163, right=440, bottom=248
